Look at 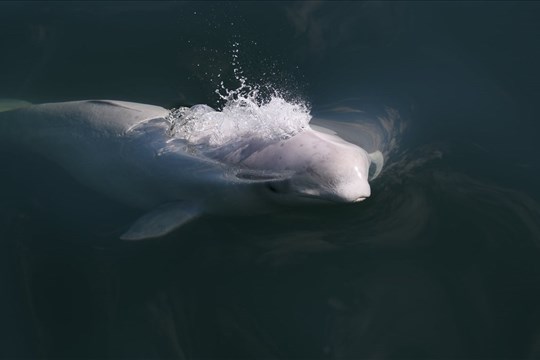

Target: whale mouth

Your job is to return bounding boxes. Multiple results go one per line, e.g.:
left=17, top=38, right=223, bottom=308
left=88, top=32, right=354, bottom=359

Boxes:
left=295, top=192, right=368, bottom=204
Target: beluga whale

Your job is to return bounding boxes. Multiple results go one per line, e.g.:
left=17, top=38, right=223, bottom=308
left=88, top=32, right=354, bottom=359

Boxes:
left=0, top=98, right=383, bottom=240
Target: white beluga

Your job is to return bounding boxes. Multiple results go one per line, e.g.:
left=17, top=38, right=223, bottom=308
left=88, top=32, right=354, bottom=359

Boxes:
left=0, top=99, right=383, bottom=240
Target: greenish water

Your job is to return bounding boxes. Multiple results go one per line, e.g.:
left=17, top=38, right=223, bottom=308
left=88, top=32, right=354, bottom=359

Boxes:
left=1, top=2, right=540, bottom=359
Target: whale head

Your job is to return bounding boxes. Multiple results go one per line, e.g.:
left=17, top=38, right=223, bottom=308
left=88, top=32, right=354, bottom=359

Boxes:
left=241, top=128, right=379, bottom=205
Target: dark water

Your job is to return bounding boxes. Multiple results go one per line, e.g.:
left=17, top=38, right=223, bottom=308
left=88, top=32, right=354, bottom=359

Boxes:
left=1, top=2, right=540, bottom=359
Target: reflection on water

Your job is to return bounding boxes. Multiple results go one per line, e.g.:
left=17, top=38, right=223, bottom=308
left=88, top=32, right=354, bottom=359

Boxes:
left=1, top=2, right=540, bottom=359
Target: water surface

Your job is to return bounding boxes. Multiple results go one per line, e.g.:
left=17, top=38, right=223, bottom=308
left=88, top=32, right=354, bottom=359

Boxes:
left=1, top=2, right=540, bottom=359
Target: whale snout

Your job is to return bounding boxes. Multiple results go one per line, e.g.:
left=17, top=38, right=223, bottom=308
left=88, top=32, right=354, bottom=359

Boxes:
left=334, top=190, right=371, bottom=203
left=291, top=171, right=372, bottom=204
left=308, top=182, right=370, bottom=203
left=331, top=177, right=372, bottom=203
left=292, top=183, right=370, bottom=204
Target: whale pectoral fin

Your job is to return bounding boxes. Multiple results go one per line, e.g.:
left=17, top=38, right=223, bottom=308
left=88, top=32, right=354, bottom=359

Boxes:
left=120, top=202, right=202, bottom=241
left=368, top=151, right=384, bottom=180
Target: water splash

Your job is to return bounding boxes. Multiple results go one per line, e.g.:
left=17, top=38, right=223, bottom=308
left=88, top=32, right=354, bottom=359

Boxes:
left=166, top=40, right=311, bottom=150
left=167, top=83, right=311, bottom=148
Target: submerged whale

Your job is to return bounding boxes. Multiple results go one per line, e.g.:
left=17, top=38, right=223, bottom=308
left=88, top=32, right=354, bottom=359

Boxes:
left=0, top=100, right=383, bottom=240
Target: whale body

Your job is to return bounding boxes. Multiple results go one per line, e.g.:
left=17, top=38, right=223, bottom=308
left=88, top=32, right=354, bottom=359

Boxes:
left=0, top=100, right=383, bottom=240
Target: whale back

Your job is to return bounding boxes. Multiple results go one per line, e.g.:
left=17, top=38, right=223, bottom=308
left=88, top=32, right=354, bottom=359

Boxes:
left=0, top=100, right=176, bottom=206
left=0, top=100, right=169, bottom=140
left=0, top=100, right=172, bottom=173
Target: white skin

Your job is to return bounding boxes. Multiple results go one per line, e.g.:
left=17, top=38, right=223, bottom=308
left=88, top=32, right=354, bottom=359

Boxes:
left=127, top=125, right=373, bottom=216
left=239, top=128, right=372, bottom=204
left=1, top=100, right=376, bottom=239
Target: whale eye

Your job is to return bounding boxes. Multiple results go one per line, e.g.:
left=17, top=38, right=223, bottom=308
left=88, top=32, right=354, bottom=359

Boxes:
left=267, top=183, right=279, bottom=193
left=265, top=180, right=290, bottom=194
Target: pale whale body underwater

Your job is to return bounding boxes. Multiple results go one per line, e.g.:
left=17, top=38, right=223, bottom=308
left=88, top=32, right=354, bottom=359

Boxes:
left=0, top=100, right=383, bottom=240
